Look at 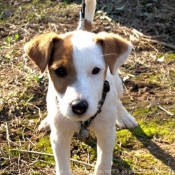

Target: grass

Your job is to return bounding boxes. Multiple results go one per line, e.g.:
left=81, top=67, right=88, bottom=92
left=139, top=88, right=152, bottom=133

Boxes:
left=0, top=0, right=175, bottom=174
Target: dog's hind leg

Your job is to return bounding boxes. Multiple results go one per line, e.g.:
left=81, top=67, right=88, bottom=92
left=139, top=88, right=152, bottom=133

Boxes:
left=116, top=101, right=138, bottom=129
left=39, top=82, right=58, bottom=132
left=113, top=72, right=138, bottom=129
left=38, top=115, right=51, bottom=132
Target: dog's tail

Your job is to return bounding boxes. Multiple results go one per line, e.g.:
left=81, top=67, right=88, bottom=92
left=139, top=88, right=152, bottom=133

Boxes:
left=78, top=0, right=96, bottom=31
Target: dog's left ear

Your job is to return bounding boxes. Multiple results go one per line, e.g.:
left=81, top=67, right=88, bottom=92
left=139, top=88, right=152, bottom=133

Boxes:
left=94, top=32, right=132, bottom=75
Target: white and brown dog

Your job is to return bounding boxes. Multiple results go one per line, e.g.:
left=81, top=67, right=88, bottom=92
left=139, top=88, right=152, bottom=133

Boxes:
left=24, top=0, right=137, bottom=174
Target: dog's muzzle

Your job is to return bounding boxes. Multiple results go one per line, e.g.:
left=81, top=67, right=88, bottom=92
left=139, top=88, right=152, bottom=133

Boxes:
left=77, top=80, right=110, bottom=142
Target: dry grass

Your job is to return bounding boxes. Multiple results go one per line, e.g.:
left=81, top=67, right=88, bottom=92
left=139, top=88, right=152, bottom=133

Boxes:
left=0, top=0, right=175, bottom=174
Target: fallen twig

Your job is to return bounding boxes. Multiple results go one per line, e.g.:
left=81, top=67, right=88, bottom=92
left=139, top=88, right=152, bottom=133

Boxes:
left=27, top=103, right=42, bottom=119
left=131, top=28, right=175, bottom=50
left=142, top=37, right=175, bottom=50
left=158, top=105, right=174, bottom=116
left=10, top=149, right=95, bottom=168
left=123, top=83, right=134, bottom=101
left=5, top=122, right=11, bottom=146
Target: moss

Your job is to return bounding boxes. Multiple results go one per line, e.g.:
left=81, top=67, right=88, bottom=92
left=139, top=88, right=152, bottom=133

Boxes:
left=116, top=113, right=175, bottom=151
left=157, top=53, right=175, bottom=63
left=34, top=136, right=54, bottom=166
left=165, top=53, right=175, bottom=62
left=132, top=72, right=163, bottom=86
left=132, top=107, right=151, bottom=117
left=146, top=73, right=162, bottom=86
left=35, top=136, right=52, bottom=153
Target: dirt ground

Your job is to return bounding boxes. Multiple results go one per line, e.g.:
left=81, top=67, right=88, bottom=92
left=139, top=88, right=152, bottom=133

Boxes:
left=0, top=0, right=175, bottom=174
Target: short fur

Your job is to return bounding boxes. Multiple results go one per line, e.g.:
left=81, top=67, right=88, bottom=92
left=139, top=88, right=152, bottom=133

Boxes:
left=24, top=0, right=138, bottom=174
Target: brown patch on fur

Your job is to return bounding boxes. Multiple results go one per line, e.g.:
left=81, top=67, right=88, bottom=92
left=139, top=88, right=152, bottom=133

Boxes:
left=24, top=32, right=77, bottom=94
left=77, top=19, right=92, bottom=31
left=48, top=32, right=77, bottom=94
left=94, top=33, right=131, bottom=74
left=24, top=32, right=60, bottom=73
left=84, top=19, right=92, bottom=31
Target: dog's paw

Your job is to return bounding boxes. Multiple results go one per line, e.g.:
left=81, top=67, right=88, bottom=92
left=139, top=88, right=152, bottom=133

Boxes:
left=116, top=113, right=138, bottom=129
left=38, top=117, right=51, bottom=132
left=116, top=104, right=138, bottom=129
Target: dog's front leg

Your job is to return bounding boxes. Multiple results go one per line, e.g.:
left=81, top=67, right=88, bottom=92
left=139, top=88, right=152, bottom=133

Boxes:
left=91, top=123, right=116, bottom=175
left=50, top=130, right=73, bottom=175
left=50, top=119, right=79, bottom=175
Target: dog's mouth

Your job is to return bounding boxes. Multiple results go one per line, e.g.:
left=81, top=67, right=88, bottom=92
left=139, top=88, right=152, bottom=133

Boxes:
left=65, top=114, right=94, bottom=122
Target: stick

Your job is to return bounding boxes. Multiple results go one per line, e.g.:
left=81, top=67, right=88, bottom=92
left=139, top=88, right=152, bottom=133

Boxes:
left=142, top=37, right=175, bottom=50
left=158, top=105, right=174, bottom=116
left=10, top=149, right=95, bottom=168
left=27, top=103, right=42, bottom=119
left=123, top=83, right=133, bottom=100
left=5, top=122, right=11, bottom=146
left=131, top=28, right=175, bottom=50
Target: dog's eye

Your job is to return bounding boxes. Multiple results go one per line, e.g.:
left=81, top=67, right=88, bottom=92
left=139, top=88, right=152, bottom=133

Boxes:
left=92, top=67, right=100, bottom=74
left=54, top=67, right=67, bottom=78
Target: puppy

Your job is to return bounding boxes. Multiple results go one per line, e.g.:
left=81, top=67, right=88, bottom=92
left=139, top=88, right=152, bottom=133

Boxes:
left=24, top=0, right=138, bottom=174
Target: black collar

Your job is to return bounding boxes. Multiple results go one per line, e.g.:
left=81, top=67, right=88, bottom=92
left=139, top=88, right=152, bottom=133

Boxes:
left=77, top=80, right=110, bottom=141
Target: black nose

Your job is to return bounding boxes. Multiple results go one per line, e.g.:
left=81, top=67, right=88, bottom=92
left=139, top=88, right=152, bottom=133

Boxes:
left=71, top=100, right=88, bottom=115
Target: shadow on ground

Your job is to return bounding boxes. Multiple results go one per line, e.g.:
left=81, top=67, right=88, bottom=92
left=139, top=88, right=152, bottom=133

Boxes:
left=130, top=126, right=175, bottom=173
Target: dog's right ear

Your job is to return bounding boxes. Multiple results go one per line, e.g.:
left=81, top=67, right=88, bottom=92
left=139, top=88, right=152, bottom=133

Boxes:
left=24, top=33, right=60, bottom=73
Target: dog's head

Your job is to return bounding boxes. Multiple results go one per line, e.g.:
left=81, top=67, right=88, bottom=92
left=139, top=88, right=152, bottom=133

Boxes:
left=24, top=31, right=132, bottom=121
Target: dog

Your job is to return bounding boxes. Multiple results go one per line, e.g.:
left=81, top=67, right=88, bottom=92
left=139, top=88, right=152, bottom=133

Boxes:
left=24, top=0, right=138, bottom=174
